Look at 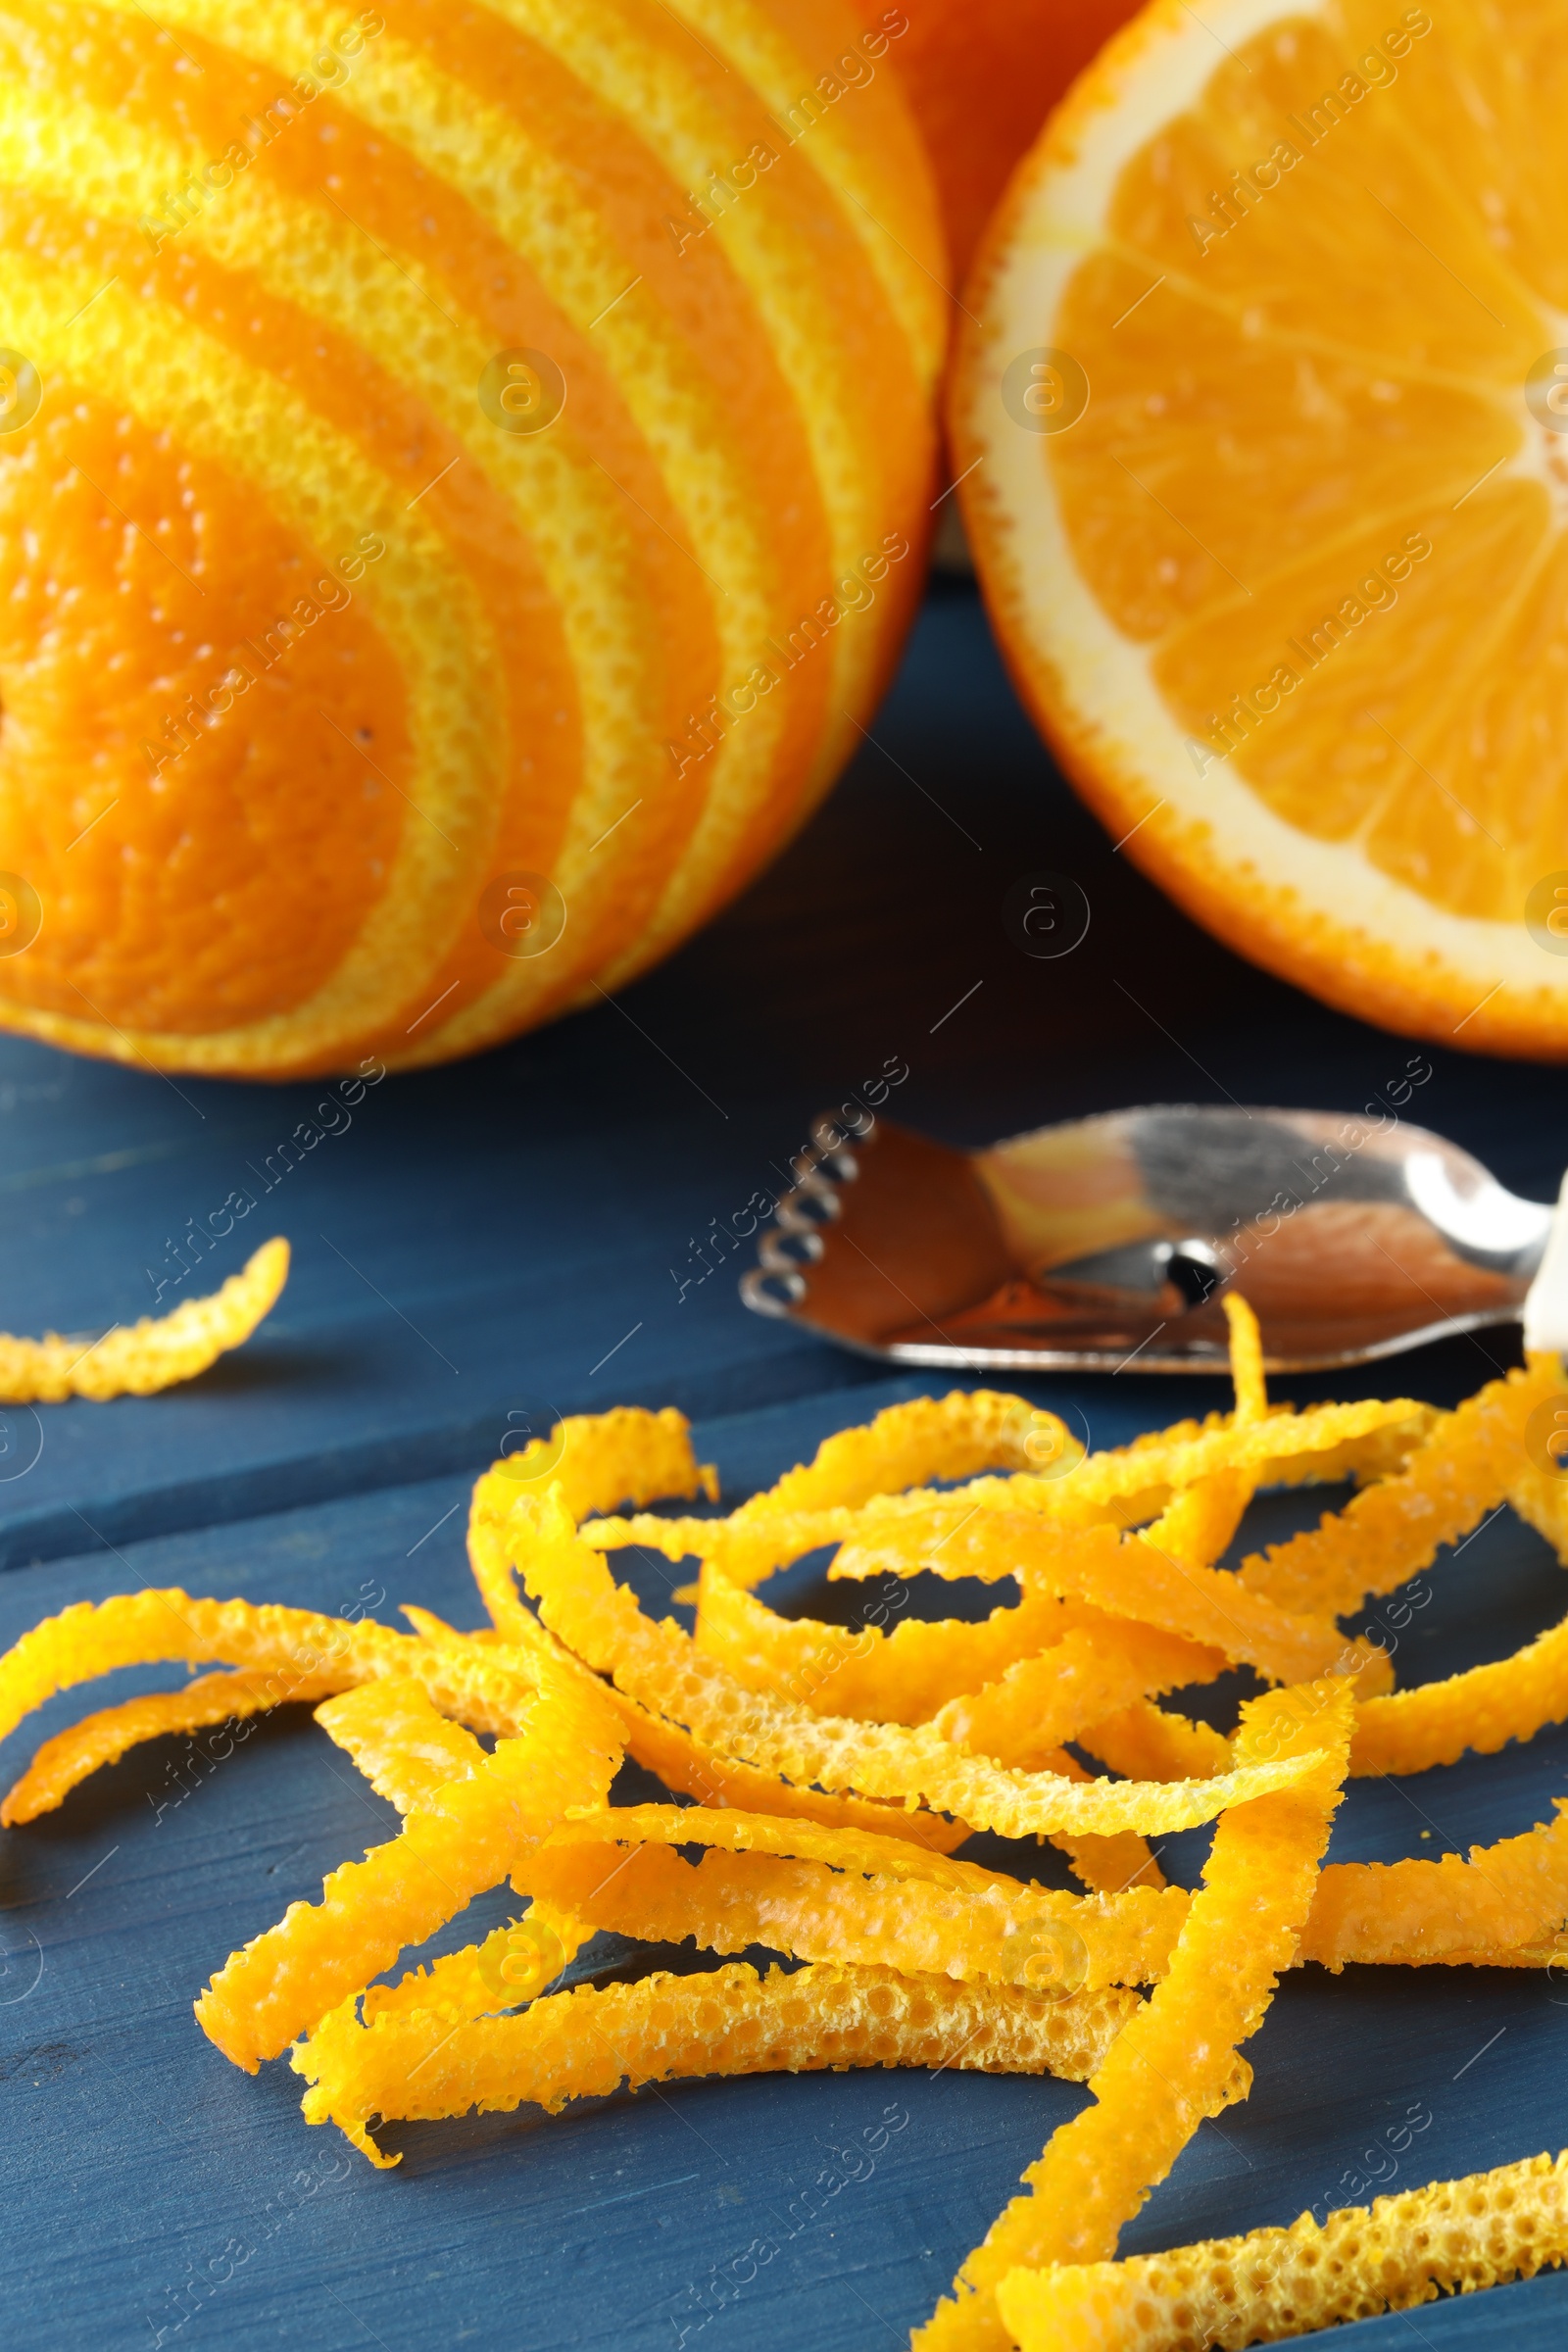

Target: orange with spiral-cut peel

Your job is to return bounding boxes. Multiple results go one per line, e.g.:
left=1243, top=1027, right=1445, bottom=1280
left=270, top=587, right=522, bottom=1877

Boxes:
left=0, top=0, right=942, bottom=1077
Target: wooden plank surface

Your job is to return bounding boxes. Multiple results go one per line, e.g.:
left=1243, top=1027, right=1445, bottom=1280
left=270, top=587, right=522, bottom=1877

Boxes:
left=0, top=580, right=1564, bottom=2348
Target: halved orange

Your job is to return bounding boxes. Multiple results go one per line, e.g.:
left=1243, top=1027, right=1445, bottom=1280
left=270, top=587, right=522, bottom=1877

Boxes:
left=953, top=0, right=1568, bottom=1057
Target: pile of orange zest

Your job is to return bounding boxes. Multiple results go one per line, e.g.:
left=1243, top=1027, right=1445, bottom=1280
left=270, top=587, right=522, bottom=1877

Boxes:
left=14, top=1310, right=1568, bottom=2324
left=194, top=1654, right=621, bottom=2071
left=503, top=1488, right=1339, bottom=1838
left=913, top=1679, right=1355, bottom=2352
left=524, top=1805, right=1184, bottom=1990
left=292, top=1959, right=1141, bottom=2169
left=935, top=1620, right=1227, bottom=1768
left=814, top=1396, right=1432, bottom=1573
left=1240, top=1356, right=1567, bottom=1620
left=828, top=1510, right=1370, bottom=1688
left=692, top=1559, right=1067, bottom=1724
left=996, top=2149, right=1568, bottom=2351
left=0, top=1663, right=344, bottom=1825
left=0, top=1236, right=289, bottom=1402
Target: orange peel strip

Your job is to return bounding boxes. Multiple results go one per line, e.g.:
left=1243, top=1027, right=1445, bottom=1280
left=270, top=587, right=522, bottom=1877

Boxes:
left=0, top=1664, right=343, bottom=1826
left=693, top=1559, right=1067, bottom=1725
left=1221, top=1294, right=1267, bottom=1426
left=913, top=1679, right=1355, bottom=2352
left=408, top=1594, right=972, bottom=1853
left=361, top=1899, right=591, bottom=2028
left=1509, top=1454, right=1568, bottom=1564
left=833, top=1513, right=1368, bottom=1689
left=0, top=1589, right=409, bottom=1748
left=1351, top=1601, right=1568, bottom=1776
left=505, top=1490, right=1341, bottom=1838
left=0, top=1236, right=289, bottom=1403
left=1303, top=1800, right=1568, bottom=1969
left=996, top=2150, right=1568, bottom=2351
left=0, top=1588, right=573, bottom=1759
left=480, top=1403, right=716, bottom=1524
left=526, top=1805, right=1186, bottom=1989
left=723, top=1390, right=1069, bottom=1521
left=294, top=1959, right=1140, bottom=2168
left=1241, top=1356, right=1568, bottom=1620
left=314, top=1677, right=497, bottom=1815
left=1075, top=1699, right=1234, bottom=1786
left=935, top=1620, right=1226, bottom=1769
left=195, top=1652, right=621, bottom=2071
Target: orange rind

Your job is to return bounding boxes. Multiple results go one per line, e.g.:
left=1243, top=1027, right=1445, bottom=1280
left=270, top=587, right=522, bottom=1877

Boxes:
left=0, top=1236, right=288, bottom=1402
left=0, top=1302, right=1561, bottom=2347
left=914, top=1681, right=1355, bottom=2351
left=294, top=1959, right=1141, bottom=2169
left=997, top=2150, right=1568, bottom=2349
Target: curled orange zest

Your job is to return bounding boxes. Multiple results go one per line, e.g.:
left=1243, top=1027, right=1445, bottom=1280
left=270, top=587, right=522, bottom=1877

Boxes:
left=1351, top=1604, right=1568, bottom=1776
left=1241, top=1356, right=1567, bottom=1621
left=0, top=1236, right=288, bottom=1402
left=504, top=1489, right=1340, bottom=1839
left=693, top=1557, right=1066, bottom=1724
left=1, top=1664, right=342, bottom=1826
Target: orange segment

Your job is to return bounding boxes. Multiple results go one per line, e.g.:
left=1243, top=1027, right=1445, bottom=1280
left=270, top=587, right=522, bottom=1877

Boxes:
left=954, top=0, right=1568, bottom=1055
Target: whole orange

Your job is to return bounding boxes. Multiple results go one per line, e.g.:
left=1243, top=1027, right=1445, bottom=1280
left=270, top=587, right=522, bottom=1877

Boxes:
left=0, top=0, right=942, bottom=1078
left=852, top=0, right=1137, bottom=282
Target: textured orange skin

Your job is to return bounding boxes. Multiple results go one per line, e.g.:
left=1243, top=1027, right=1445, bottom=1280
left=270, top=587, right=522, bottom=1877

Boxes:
left=0, top=1235, right=287, bottom=1400
left=295, top=1958, right=1138, bottom=2165
left=0, top=0, right=942, bottom=1077
left=915, top=1681, right=1355, bottom=2352
left=525, top=1803, right=1184, bottom=1985
left=1243, top=1358, right=1567, bottom=1621
left=1000, top=2151, right=1568, bottom=2350
left=850, top=0, right=1136, bottom=280
left=0, top=1663, right=343, bottom=1826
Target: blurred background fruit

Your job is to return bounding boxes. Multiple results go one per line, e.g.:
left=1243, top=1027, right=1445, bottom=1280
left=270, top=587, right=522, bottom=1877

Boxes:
left=954, top=0, right=1568, bottom=1058
left=0, top=0, right=942, bottom=1079
left=855, top=0, right=1137, bottom=282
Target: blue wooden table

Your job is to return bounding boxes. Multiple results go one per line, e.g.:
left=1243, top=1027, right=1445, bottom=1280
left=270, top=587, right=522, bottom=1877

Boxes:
left=2, top=577, right=1565, bottom=2352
